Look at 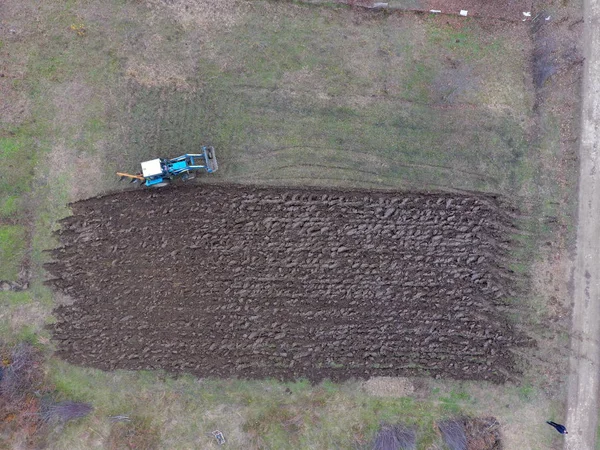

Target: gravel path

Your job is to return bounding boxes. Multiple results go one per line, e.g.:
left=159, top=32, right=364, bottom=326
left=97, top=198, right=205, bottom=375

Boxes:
left=565, top=0, right=600, bottom=447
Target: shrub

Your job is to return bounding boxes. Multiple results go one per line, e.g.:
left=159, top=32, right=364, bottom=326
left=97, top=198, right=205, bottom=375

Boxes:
left=437, top=417, right=502, bottom=450
left=438, top=418, right=468, bottom=450
left=0, top=343, right=44, bottom=400
left=40, top=400, right=93, bottom=424
left=0, top=341, right=95, bottom=448
left=372, top=423, right=416, bottom=450
left=464, top=417, right=502, bottom=450
left=0, top=343, right=45, bottom=448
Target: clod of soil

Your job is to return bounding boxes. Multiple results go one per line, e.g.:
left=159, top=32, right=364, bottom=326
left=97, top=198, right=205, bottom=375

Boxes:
left=46, top=184, right=529, bottom=382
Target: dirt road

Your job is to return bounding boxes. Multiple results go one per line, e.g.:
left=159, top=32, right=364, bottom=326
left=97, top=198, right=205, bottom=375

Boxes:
left=565, top=0, right=600, bottom=447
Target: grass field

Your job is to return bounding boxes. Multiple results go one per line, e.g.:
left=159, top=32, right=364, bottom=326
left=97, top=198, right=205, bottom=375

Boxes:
left=0, top=0, right=580, bottom=448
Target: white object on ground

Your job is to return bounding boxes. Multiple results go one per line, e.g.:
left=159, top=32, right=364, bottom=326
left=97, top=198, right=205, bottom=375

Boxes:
left=523, top=11, right=531, bottom=16
left=459, top=10, right=468, bottom=16
left=430, top=9, right=441, bottom=13
left=212, top=430, right=226, bottom=445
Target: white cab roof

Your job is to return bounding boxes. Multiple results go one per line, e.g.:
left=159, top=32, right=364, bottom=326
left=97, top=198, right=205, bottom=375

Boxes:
left=141, top=159, right=163, bottom=177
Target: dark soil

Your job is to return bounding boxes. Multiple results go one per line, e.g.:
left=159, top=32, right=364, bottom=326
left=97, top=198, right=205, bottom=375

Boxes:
left=46, top=184, right=529, bottom=383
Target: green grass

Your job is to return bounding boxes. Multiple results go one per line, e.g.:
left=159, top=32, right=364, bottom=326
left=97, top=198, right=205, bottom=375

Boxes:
left=116, top=8, right=531, bottom=194
left=0, top=135, right=36, bottom=198
left=16, top=324, right=40, bottom=345
left=427, top=21, right=502, bottom=61
left=0, top=289, right=52, bottom=345
left=29, top=170, right=71, bottom=291
left=438, top=389, right=473, bottom=414
left=46, top=363, right=561, bottom=449
left=0, top=225, right=27, bottom=280
left=0, top=120, right=50, bottom=283
left=47, top=363, right=471, bottom=449
left=518, top=383, right=535, bottom=402
left=0, top=291, right=33, bottom=306
left=0, top=195, right=20, bottom=219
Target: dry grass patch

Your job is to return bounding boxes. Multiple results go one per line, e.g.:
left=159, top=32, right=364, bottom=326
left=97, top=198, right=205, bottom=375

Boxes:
left=363, top=377, right=415, bottom=398
left=51, top=80, right=96, bottom=131
left=145, top=0, right=249, bottom=30
left=47, top=141, right=109, bottom=202
left=106, top=415, right=160, bottom=450
left=125, top=63, right=192, bottom=90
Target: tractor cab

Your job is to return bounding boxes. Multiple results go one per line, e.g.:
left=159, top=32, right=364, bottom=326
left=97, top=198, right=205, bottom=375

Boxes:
left=141, top=159, right=167, bottom=187
left=118, top=146, right=218, bottom=187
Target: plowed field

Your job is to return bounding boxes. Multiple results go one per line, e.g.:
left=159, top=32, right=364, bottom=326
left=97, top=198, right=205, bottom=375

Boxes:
left=47, top=184, right=528, bottom=382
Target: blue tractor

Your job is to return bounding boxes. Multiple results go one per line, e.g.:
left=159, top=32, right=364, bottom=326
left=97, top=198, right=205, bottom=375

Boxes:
left=117, top=146, right=218, bottom=187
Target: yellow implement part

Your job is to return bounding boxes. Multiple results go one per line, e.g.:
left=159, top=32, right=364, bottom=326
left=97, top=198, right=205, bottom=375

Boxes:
left=117, top=172, right=145, bottom=181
